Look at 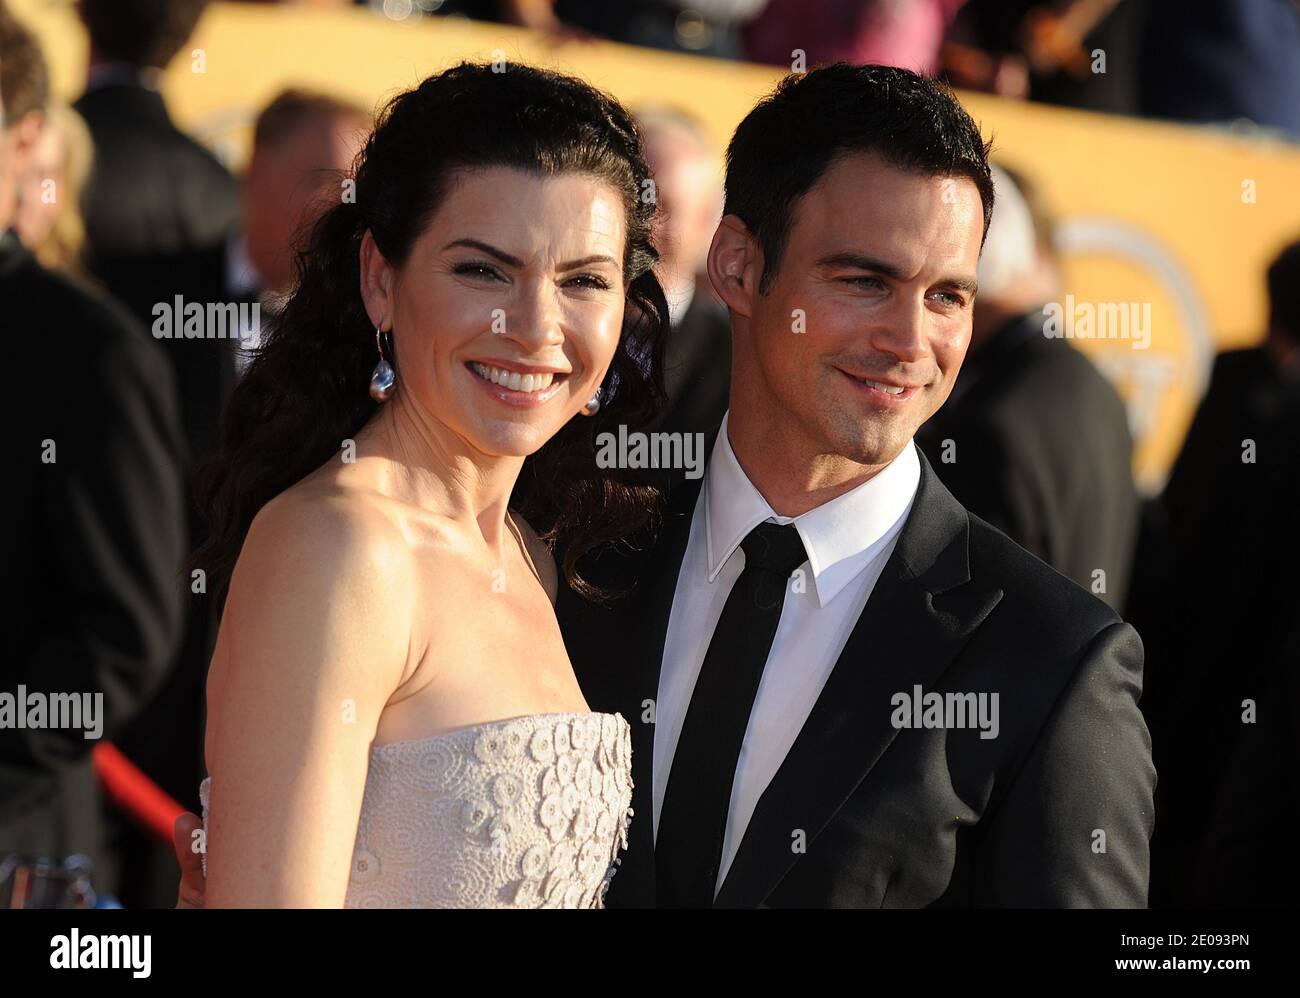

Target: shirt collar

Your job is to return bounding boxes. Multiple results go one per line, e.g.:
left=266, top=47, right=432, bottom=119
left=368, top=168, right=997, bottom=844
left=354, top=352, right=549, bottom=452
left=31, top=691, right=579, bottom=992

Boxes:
left=704, top=411, right=921, bottom=608
left=666, top=281, right=696, bottom=326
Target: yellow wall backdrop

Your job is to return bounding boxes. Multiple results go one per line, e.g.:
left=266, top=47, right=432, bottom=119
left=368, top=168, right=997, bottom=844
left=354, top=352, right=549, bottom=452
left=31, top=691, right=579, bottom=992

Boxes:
left=12, top=0, right=1300, bottom=489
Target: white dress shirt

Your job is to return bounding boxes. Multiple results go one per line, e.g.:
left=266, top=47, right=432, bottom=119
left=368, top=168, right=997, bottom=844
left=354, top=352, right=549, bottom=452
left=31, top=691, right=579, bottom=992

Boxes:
left=652, top=411, right=921, bottom=897
left=664, top=278, right=696, bottom=327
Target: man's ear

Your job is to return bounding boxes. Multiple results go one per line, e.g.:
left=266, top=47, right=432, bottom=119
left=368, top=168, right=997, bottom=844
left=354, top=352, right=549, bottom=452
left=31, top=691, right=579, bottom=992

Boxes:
left=706, top=214, right=762, bottom=320
left=359, top=228, right=395, bottom=329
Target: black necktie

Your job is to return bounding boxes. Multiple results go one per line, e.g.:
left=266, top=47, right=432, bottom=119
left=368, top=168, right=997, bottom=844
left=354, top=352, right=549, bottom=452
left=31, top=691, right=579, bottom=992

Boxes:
left=655, top=521, right=808, bottom=907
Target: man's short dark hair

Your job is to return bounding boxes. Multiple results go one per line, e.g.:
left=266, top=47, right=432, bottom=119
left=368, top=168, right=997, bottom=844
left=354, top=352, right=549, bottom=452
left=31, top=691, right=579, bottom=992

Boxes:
left=1267, top=238, right=1300, bottom=341
left=724, top=63, right=995, bottom=293
left=0, top=5, right=49, bottom=123
left=78, top=0, right=210, bottom=70
left=253, top=88, right=371, bottom=153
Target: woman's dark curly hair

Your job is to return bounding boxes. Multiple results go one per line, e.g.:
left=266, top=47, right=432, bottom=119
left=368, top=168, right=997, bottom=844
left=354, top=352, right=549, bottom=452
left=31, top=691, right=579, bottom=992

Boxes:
left=192, top=62, right=669, bottom=606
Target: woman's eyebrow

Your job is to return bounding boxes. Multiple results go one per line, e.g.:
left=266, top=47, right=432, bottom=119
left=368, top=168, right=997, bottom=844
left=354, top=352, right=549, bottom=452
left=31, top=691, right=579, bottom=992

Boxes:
left=442, top=240, right=616, bottom=273
left=558, top=254, right=619, bottom=271
left=443, top=238, right=524, bottom=267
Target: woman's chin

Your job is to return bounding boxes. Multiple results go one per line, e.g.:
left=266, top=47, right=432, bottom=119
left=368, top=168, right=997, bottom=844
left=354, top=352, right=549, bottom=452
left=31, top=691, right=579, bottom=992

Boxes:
left=470, top=421, right=562, bottom=460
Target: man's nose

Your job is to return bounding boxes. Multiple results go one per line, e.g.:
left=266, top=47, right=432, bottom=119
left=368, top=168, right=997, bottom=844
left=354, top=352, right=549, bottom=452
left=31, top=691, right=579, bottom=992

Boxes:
left=870, top=294, right=931, bottom=365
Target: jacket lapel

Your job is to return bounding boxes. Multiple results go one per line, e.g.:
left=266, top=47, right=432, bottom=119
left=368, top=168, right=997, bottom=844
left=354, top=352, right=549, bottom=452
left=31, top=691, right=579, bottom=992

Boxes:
left=713, top=449, right=1003, bottom=907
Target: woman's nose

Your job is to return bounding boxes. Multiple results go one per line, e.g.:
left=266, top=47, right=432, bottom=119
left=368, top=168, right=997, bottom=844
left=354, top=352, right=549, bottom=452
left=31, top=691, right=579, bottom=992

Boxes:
left=500, top=280, right=566, bottom=350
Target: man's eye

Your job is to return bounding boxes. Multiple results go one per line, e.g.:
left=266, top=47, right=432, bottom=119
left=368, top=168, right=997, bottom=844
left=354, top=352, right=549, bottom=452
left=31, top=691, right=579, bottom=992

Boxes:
left=932, top=291, right=966, bottom=306
left=843, top=276, right=884, bottom=289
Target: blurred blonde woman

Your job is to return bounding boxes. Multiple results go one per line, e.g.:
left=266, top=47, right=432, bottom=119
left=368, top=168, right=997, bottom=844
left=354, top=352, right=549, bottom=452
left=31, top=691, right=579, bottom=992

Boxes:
left=14, top=102, right=94, bottom=276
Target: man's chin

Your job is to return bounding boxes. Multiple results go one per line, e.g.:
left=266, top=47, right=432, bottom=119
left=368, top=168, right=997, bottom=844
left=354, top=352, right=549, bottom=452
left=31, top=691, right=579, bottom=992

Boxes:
left=820, top=417, right=912, bottom=469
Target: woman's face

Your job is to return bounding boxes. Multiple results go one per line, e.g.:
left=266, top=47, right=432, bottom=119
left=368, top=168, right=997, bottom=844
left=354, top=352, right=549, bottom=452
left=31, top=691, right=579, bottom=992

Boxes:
left=362, top=166, right=627, bottom=459
left=14, top=125, right=67, bottom=251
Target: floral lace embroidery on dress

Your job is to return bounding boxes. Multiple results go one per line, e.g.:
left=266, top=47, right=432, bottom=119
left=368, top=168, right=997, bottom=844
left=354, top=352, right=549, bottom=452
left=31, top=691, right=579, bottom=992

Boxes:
left=199, top=711, right=634, bottom=908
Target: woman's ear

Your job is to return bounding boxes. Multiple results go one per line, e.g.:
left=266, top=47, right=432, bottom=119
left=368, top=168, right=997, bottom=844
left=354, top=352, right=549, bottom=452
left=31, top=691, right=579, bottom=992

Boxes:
left=359, top=229, right=395, bottom=329
left=705, top=214, right=762, bottom=320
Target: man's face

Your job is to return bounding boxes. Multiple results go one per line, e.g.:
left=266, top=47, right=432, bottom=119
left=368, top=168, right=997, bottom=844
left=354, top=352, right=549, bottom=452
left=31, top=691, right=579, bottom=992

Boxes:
left=245, top=111, right=369, bottom=293
left=724, top=152, right=983, bottom=470
left=641, top=124, right=719, bottom=282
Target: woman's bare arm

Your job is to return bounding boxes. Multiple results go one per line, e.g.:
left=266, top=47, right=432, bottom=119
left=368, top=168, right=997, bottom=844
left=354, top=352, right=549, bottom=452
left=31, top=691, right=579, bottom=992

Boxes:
left=202, top=492, right=413, bottom=907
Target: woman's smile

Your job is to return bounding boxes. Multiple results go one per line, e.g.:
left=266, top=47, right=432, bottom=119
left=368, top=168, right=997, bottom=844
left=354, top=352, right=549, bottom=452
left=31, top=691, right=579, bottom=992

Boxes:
left=466, top=359, right=572, bottom=407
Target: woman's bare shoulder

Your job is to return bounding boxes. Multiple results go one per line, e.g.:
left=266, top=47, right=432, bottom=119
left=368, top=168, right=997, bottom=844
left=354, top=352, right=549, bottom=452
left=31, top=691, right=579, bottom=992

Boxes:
left=223, top=484, right=420, bottom=666
left=242, top=482, right=415, bottom=574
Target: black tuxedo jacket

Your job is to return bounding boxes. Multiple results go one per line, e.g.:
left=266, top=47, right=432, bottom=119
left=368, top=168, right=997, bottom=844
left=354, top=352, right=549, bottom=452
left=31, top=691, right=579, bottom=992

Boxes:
left=557, top=444, right=1155, bottom=907
left=3, top=229, right=187, bottom=879
left=74, top=81, right=242, bottom=471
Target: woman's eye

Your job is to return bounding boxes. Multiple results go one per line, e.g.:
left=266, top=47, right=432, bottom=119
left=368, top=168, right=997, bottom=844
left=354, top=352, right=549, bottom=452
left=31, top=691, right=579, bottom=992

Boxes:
left=566, top=274, right=611, bottom=291
left=454, top=261, right=503, bottom=281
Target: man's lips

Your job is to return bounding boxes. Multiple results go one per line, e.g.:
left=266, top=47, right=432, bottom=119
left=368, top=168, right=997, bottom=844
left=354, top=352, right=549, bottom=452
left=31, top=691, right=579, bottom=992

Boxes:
left=836, top=367, right=924, bottom=402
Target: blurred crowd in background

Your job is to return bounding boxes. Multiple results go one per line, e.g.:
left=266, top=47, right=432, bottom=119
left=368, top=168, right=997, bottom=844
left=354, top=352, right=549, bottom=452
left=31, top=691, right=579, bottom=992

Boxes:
left=296, top=0, right=1300, bottom=139
left=3, top=0, right=1298, bottom=908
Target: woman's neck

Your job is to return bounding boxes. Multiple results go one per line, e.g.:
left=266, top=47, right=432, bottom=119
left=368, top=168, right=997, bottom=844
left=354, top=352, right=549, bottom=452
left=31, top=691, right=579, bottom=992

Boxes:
left=354, top=399, right=526, bottom=548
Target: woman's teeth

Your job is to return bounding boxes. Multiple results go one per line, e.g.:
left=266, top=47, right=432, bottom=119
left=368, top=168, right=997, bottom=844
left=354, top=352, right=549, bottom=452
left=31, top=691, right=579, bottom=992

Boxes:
left=469, top=362, right=556, bottom=392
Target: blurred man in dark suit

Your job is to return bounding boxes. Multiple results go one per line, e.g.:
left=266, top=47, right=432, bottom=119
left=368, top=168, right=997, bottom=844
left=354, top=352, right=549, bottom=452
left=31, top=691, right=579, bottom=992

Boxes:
left=1148, top=239, right=1300, bottom=906
left=2, top=6, right=186, bottom=900
left=1163, top=239, right=1300, bottom=537
left=918, top=165, right=1139, bottom=611
left=1194, top=620, right=1300, bottom=907
left=636, top=107, right=731, bottom=466
left=72, top=0, right=239, bottom=905
left=74, top=0, right=238, bottom=466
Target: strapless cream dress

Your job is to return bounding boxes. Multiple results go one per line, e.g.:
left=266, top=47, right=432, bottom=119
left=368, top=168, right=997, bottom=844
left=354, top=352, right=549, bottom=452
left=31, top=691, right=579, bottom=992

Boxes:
left=200, top=711, right=634, bottom=908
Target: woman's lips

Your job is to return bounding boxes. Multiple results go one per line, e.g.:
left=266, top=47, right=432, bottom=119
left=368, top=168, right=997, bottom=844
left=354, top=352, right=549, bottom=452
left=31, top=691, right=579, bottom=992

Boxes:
left=466, top=361, right=570, bottom=408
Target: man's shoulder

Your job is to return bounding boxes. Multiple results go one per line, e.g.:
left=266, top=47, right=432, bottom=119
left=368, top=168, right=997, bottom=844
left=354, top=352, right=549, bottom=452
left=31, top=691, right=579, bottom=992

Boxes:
left=962, top=502, right=1124, bottom=644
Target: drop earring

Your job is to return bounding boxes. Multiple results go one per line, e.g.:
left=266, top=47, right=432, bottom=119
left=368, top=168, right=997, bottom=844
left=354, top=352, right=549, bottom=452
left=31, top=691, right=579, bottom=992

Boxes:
left=369, top=325, right=396, bottom=402
left=581, top=387, right=601, bottom=416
